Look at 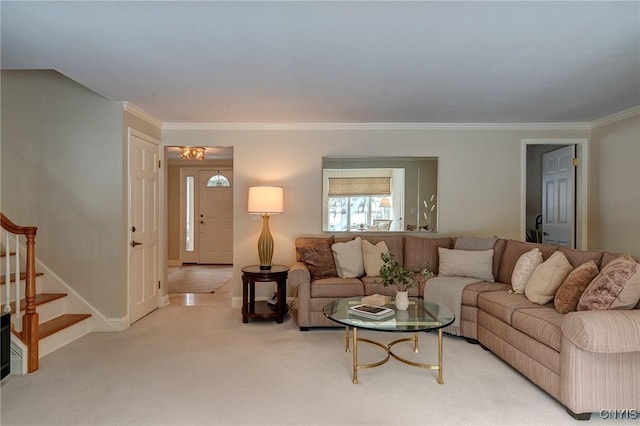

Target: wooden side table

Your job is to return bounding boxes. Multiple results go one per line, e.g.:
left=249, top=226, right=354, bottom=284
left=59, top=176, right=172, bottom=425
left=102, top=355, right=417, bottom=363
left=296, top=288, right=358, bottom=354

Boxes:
left=241, top=265, right=289, bottom=324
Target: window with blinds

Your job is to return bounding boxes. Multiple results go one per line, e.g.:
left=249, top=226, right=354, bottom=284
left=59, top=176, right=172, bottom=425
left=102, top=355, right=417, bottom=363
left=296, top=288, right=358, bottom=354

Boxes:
left=327, top=177, right=391, bottom=196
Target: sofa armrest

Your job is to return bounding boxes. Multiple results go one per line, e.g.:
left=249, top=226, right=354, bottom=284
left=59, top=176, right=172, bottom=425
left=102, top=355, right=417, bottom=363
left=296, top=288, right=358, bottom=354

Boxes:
left=562, top=309, right=640, bottom=353
left=289, top=262, right=311, bottom=288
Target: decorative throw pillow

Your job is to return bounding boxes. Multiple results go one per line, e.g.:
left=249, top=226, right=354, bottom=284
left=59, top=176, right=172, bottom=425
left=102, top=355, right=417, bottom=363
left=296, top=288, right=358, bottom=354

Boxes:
left=362, top=239, right=389, bottom=277
left=577, top=254, right=640, bottom=311
left=332, top=236, right=365, bottom=279
left=511, top=248, right=543, bottom=294
left=295, top=237, right=337, bottom=280
left=524, top=251, right=573, bottom=305
left=437, top=248, right=495, bottom=282
left=554, top=260, right=599, bottom=314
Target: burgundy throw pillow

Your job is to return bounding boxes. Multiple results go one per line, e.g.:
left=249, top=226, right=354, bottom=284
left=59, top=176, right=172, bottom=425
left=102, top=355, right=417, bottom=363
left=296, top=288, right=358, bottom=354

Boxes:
left=554, top=260, right=599, bottom=314
left=296, top=237, right=337, bottom=280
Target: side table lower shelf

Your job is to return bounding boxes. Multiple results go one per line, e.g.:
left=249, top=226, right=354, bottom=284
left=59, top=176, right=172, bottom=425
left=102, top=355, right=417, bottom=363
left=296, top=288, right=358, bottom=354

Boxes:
left=242, top=301, right=289, bottom=323
left=241, top=265, right=289, bottom=324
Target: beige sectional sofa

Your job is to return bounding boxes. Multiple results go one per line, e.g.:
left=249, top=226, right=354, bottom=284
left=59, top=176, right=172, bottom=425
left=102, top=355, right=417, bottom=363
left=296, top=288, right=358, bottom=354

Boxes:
left=289, top=234, right=640, bottom=420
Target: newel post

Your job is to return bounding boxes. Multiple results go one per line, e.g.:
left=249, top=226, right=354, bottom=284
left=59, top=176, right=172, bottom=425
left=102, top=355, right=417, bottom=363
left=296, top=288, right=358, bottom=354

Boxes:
left=23, top=228, right=39, bottom=373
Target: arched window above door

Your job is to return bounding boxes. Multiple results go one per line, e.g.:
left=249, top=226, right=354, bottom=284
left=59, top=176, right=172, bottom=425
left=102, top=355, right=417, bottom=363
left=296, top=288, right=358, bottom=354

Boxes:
left=206, top=172, right=231, bottom=188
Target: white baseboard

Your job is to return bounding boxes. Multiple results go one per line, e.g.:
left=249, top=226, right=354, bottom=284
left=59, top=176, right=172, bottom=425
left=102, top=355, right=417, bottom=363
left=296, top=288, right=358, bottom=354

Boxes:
left=159, top=295, right=170, bottom=307
left=106, top=316, right=129, bottom=332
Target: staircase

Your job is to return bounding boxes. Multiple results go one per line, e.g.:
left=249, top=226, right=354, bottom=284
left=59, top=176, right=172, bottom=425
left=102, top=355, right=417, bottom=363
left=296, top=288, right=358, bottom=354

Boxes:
left=1, top=213, right=93, bottom=375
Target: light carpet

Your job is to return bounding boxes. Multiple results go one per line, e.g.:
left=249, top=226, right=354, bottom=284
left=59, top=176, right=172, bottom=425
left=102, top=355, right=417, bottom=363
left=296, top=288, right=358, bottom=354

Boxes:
left=167, top=265, right=233, bottom=293
left=0, top=290, right=633, bottom=425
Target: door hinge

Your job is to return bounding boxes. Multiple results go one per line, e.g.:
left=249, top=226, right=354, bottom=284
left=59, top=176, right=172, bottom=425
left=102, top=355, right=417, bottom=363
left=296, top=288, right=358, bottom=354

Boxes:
left=158, top=281, right=161, bottom=289
left=158, top=160, right=161, bottom=168
left=572, top=158, right=579, bottom=167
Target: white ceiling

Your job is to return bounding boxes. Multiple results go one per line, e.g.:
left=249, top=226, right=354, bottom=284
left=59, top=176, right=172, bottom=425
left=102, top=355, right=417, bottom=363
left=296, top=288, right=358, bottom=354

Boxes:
left=2, top=1, right=639, bottom=124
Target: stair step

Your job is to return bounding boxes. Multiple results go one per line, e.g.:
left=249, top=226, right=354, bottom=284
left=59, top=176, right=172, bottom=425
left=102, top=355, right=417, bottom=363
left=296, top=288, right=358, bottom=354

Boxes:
left=0, top=272, right=44, bottom=285
left=39, top=314, right=92, bottom=339
left=1, top=251, right=17, bottom=257
left=9, top=293, right=67, bottom=314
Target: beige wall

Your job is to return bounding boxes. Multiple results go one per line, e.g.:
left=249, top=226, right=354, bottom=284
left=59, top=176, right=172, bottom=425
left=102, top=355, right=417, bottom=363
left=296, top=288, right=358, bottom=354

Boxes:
left=589, top=115, right=640, bottom=255
left=162, top=127, right=590, bottom=300
left=1, top=70, right=125, bottom=317
left=3, top=70, right=637, bottom=314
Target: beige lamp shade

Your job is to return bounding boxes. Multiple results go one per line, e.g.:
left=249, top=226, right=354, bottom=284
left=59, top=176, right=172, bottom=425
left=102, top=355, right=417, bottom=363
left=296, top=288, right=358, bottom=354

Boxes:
left=248, top=186, right=284, bottom=214
left=379, top=197, right=391, bottom=208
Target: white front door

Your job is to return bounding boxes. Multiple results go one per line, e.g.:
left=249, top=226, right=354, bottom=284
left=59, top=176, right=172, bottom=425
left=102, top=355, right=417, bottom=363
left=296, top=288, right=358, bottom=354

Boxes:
left=198, top=170, right=233, bottom=264
left=129, top=131, right=160, bottom=323
left=542, top=145, right=575, bottom=247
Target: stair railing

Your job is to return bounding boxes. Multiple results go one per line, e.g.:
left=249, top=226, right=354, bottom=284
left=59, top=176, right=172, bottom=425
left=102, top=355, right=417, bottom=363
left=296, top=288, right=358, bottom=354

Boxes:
left=1, top=213, right=39, bottom=373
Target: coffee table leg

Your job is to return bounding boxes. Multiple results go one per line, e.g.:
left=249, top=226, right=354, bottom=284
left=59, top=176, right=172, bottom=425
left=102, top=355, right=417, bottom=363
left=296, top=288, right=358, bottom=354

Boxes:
left=352, top=327, right=358, bottom=384
left=414, top=332, right=419, bottom=353
left=437, top=328, right=444, bottom=384
left=344, top=326, right=350, bottom=352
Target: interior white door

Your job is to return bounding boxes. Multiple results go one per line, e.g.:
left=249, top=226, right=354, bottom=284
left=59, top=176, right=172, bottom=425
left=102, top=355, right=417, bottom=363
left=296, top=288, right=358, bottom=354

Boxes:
left=542, top=145, right=575, bottom=247
left=198, top=170, right=233, bottom=264
left=129, top=132, right=160, bottom=323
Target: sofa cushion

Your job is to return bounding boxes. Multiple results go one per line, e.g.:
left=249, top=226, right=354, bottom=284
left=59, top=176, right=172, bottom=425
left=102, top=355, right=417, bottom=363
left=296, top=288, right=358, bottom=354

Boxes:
left=478, top=291, right=541, bottom=325
left=511, top=248, right=543, bottom=294
left=438, top=247, right=495, bottom=282
left=332, top=236, right=365, bottom=278
left=525, top=251, right=573, bottom=305
left=310, top=277, right=364, bottom=298
left=362, top=239, right=389, bottom=277
left=454, top=236, right=498, bottom=251
left=296, top=236, right=337, bottom=280
left=462, top=282, right=512, bottom=307
left=554, top=260, right=599, bottom=314
left=497, top=240, right=558, bottom=285
left=512, top=307, right=564, bottom=352
left=600, top=252, right=640, bottom=268
left=403, top=236, right=453, bottom=274
left=558, top=247, right=604, bottom=269
left=577, top=254, right=640, bottom=311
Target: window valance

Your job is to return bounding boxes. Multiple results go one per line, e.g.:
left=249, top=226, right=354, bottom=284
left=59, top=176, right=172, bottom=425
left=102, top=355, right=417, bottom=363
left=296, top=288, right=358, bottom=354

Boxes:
left=328, top=177, right=391, bottom=196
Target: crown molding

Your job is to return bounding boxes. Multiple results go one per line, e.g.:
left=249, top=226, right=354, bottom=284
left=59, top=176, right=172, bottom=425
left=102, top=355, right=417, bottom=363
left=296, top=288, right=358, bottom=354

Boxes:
left=122, top=102, right=163, bottom=129
left=162, top=121, right=590, bottom=131
left=589, top=106, right=640, bottom=129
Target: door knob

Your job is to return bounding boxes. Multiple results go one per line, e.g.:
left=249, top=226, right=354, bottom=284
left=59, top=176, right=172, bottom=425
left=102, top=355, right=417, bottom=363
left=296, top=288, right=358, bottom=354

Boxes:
left=200, top=220, right=205, bottom=224
left=131, top=240, right=143, bottom=247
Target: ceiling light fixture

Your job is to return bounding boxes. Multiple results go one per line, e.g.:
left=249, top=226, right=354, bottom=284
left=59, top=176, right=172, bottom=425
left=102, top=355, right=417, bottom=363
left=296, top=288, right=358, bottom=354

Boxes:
left=180, top=146, right=206, bottom=160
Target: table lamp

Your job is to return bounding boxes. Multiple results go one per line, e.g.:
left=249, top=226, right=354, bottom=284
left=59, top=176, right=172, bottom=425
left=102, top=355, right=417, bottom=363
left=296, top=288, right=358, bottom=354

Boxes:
left=248, top=186, right=284, bottom=270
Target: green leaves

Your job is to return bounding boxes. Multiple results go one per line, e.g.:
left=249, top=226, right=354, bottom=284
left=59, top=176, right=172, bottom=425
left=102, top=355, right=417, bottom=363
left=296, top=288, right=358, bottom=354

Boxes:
left=379, top=252, right=416, bottom=292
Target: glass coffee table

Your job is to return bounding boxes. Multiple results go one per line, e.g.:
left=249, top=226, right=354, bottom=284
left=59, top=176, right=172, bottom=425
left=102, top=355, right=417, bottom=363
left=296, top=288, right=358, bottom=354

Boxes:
left=323, top=296, right=454, bottom=384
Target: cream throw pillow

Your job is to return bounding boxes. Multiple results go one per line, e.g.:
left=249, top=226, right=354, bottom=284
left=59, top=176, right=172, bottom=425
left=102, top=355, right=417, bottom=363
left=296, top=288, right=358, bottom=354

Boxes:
left=362, top=239, right=389, bottom=277
left=511, top=248, right=543, bottom=294
left=331, top=236, right=364, bottom=278
left=437, top=248, right=495, bottom=282
left=525, top=251, right=573, bottom=305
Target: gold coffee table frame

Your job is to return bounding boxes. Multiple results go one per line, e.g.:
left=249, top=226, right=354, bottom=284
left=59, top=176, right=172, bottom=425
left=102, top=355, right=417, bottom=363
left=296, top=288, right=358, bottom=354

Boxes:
left=324, top=298, right=454, bottom=385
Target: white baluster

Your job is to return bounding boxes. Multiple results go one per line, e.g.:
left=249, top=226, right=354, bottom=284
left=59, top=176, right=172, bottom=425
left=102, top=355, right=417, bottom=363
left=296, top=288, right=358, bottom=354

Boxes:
left=15, top=234, right=21, bottom=322
left=4, top=230, right=11, bottom=314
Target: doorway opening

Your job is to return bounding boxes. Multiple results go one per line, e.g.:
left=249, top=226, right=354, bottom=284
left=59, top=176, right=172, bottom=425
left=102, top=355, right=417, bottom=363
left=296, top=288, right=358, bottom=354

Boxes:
left=165, top=146, right=233, bottom=293
left=521, top=139, right=589, bottom=249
